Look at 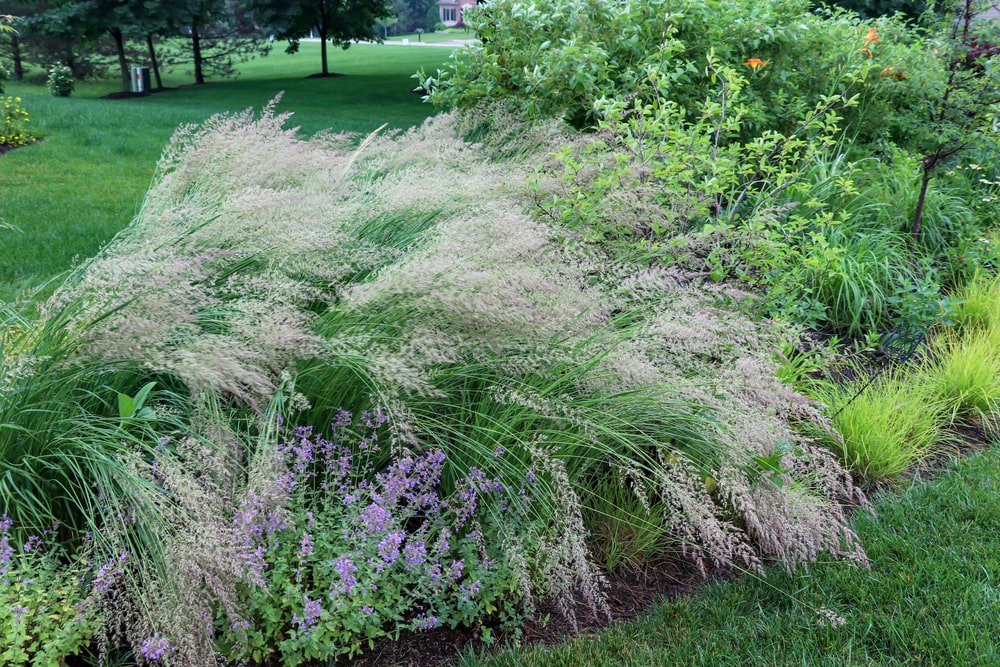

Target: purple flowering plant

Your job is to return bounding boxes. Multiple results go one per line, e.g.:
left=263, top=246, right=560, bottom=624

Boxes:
left=219, top=410, right=532, bottom=665
left=0, top=516, right=103, bottom=665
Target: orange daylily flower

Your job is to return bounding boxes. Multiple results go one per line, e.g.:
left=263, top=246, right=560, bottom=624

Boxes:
left=744, top=57, right=769, bottom=72
left=864, top=27, right=879, bottom=45
left=880, top=65, right=908, bottom=80
left=858, top=47, right=874, bottom=58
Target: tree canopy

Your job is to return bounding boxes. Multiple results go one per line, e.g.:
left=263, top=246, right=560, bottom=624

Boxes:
left=253, top=0, right=392, bottom=76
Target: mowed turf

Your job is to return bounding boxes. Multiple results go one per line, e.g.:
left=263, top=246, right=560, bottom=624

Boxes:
left=385, top=27, right=477, bottom=43
left=0, top=42, right=453, bottom=300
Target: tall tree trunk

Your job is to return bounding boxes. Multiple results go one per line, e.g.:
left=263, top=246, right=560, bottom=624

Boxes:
left=146, top=33, right=163, bottom=89
left=319, top=26, right=328, bottom=75
left=66, top=44, right=78, bottom=78
left=110, top=27, right=129, bottom=93
left=10, top=33, right=22, bottom=80
left=192, top=23, right=205, bottom=84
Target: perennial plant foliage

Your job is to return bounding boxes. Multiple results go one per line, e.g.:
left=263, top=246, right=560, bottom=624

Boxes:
left=2, top=101, right=867, bottom=663
left=0, top=95, right=32, bottom=147
left=424, top=0, right=1000, bottom=336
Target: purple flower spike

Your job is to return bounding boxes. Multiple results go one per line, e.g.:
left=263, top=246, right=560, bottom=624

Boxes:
left=139, top=633, right=174, bottom=662
left=294, top=595, right=323, bottom=632
left=298, top=532, right=314, bottom=558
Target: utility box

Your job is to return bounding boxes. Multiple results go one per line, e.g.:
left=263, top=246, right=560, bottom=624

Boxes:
left=131, top=66, right=151, bottom=94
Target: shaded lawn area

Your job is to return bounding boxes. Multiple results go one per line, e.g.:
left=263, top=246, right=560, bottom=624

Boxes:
left=465, top=445, right=1000, bottom=666
left=0, top=42, right=450, bottom=301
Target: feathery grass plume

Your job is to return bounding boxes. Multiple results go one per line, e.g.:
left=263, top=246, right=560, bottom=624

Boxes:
left=4, top=100, right=875, bottom=658
left=163, top=103, right=865, bottom=584
left=528, top=443, right=610, bottom=633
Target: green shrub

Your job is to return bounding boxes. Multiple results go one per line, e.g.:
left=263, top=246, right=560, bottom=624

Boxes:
left=46, top=64, right=74, bottom=97
left=422, top=0, right=913, bottom=142
left=533, top=81, right=922, bottom=335
left=824, top=0, right=930, bottom=20
left=423, top=0, right=1000, bottom=340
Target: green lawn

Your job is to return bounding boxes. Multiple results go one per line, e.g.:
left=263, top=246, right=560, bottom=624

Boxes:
left=466, top=445, right=1000, bottom=666
left=384, top=28, right=477, bottom=43
left=0, top=42, right=451, bottom=301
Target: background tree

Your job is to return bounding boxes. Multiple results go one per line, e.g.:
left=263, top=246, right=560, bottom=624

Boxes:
left=0, top=3, right=31, bottom=79
left=391, top=0, right=436, bottom=32
left=17, top=0, right=92, bottom=77
left=0, top=13, right=13, bottom=94
left=140, top=0, right=192, bottom=89
left=82, top=0, right=144, bottom=93
left=253, top=0, right=391, bottom=77
left=174, top=0, right=269, bottom=85
left=821, top=0, right=931, bottom=21
left=898, top=0, right=1000, bottom=245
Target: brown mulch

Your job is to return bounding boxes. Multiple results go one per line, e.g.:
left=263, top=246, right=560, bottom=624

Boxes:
left=99, top=87, right=175, bottom=100
left=343, top=558, right=721, bottom=667
left=0, top=140, right=38, bottom=156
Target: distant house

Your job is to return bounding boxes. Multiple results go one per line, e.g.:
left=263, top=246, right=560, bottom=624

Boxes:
left=438, top=0, right=476, bottom=27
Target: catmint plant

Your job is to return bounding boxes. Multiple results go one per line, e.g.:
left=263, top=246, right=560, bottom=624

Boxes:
left=0, top=516, right=103, bottom=665
left=219, top=410, right=532, bottom=665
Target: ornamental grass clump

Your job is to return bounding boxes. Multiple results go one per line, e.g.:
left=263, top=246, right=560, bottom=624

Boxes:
left=806, top=370, right=952, bottom=481
left=918, top=329, right=1000, bottom=431
left=950, top=271, right=1000, bottom=337
left=3, top=101, right=871, bottom=662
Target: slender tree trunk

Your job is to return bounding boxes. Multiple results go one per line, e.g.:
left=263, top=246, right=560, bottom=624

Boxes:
left=10, top=33, right=22, bottom=80
left=912, top=167, right=934, bottom=247
left=192, top=23, right=205, bottom=84
left=66, top=45, right=78, bottom=78
left=146, top=33, right=163, bottom=89
left=110, top=27, right=130, bottom=94
left=319, top=26, right=328, bottom=75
